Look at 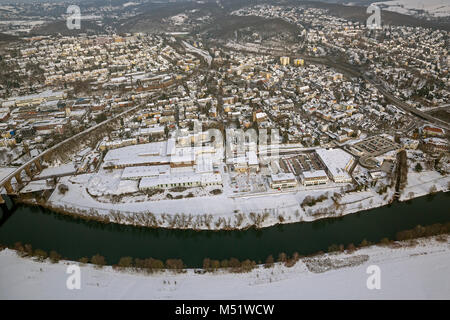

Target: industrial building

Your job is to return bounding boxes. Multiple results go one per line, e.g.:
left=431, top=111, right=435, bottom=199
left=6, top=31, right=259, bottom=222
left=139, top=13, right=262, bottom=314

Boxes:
left=315, top=148, right=354, bottom=183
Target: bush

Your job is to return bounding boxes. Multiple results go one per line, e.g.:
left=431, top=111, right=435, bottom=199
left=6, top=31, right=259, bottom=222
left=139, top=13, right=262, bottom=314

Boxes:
left=165, top=259, right=184, bottom=272
left=58, top=184, right=69, bottom=194
left=148, top=258, right=164, bottom=270
left=49, top=250, right=62, bottom=263
left=264, top=255, right=274, bottom=268
left=277, top=252, right=287, bottom=263
left=118, top=256, right=133, bottom=268
left=327, top=244, right=340, bottom=252
left=211, top=260, right=220, bottom=271
left=240, top=259, right=256, bottom=272
left=91, top=254, right=106, bottom=267
left=220, top=259, right=229, bottom=269
left=134, top=258, right=145, bottom=269
left=359, top=239, right=370, bottom=247
left=301, top=194, right=328, bottom=207
left=346, top=243, right=356, bottom=253
left=78, top=257, right=89, bottom=264
left=94, top=112, right=107, bottom=124
left=34, top=249, right=48, bottom=260
left=14, top=242, right=24, bottom=253
left=24, top=244, right=33, bottom=256
left=396, top=230, right=414, bottom=241
left=139, top=258, right=165, bottom=273
left=285, top=253, right=300, bottom=268
left=203, top=258, right=211, bottom=271
left=145, top=188, right=164, bottom=197
left=414, top=163, right=423, bottom=172
left=396, top=223, right=449, bottom=241
left=228, top=258, right=241, bottom=272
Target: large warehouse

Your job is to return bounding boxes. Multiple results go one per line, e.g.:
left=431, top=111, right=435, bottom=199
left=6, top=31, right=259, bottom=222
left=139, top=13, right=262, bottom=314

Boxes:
left=315, top=148, right=354, bottom=183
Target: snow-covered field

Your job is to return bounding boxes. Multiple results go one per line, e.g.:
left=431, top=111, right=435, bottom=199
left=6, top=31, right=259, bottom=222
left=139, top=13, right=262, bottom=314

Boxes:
left=374, top=0, right=450, bottom=18
left=1, top=237, right=449, bottom=299
left=399, top=152, right=449, bottom=201
left=400, top=170, right=449, bottom=201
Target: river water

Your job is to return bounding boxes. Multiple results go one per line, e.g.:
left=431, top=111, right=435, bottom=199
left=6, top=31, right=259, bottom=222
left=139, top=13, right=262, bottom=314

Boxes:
left=0, top=192, right=448, bottom=267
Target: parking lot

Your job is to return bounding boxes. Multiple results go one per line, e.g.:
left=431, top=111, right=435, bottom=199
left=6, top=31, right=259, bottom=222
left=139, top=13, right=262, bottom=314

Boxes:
left=279, top=153, right=325, bottom=176
left=351, top=135, right=401, bottom=157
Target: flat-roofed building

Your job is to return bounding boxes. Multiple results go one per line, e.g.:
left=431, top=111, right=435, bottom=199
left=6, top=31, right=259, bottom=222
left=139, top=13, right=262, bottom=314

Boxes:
left=170, top=149, right=195, bottom=168
left=315, top=148, right=354, bottom=183
left=247, top=151, right=259, bottom=172
left=301, top=170, right=329, bottom=186
left=139, top=173, right=222, bottom=190
left=121, top=165, right=170, bottom=180
left=103, top=141, right=170, bottom=169
left=233, top=156, right=248, bottom=173
left=270, top=172, right=297, bottom=189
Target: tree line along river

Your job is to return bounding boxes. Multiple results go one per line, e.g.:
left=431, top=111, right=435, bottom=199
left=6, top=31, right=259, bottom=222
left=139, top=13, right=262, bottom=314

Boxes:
left=0, top=192, right=449, bottom=268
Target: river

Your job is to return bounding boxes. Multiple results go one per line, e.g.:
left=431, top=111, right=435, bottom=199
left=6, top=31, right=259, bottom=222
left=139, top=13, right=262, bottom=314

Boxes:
left=0, top=192, right=448, bottom=267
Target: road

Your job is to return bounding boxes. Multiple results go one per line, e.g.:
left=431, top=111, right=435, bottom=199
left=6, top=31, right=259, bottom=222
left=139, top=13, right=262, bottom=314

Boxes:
left=424, top=104, right=450, bottom=113
left=0, top=103, right=144, bottom=191
left=0, top=65, right=198, bottom=193
left=301, top=55, right=450, bottom=131
left=361, top=74, right=450, bottom=131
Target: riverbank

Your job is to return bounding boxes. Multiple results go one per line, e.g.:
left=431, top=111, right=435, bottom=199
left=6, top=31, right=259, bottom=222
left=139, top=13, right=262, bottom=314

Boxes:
left=2, top=193, right=449, bottom=268
left=22, top=171, right=449, bottom=230
left=1, top=235, right=449, bottom=299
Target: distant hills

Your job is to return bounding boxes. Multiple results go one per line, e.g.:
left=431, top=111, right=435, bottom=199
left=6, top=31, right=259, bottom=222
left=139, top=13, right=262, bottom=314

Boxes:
left=21, top=0, right=450, bottom=37
left=30, top=20, right=106, bottom=36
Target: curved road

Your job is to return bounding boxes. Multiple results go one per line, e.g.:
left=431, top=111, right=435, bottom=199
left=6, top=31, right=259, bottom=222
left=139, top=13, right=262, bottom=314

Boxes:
left=302, top=55, right=450, bottom=131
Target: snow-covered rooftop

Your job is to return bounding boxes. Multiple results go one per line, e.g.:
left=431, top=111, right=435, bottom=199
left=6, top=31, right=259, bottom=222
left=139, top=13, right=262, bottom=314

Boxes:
left=315, top=148, right=354, bottom=180
left=121, top=165, right=170, bottom=179
left=139, top=173, right=222, bottom=189
left=103, top=141, right=169, bottom=167
left=302, top=170, right=328, bottom=179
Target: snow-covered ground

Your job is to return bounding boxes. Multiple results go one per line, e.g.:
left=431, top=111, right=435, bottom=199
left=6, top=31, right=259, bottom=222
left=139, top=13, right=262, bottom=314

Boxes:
left=36, top=162, right=77, bottom=179
left=399, top=151, right=449, bottom=201
left=374, top=0, right=450, bottom=18
left=43, top=161, right=449, bottom=230
left=1, top=237, right=448, bottom=299
left=46, top=170, right=401, bottom=230
left=400, top=170, right=449, bottom=201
